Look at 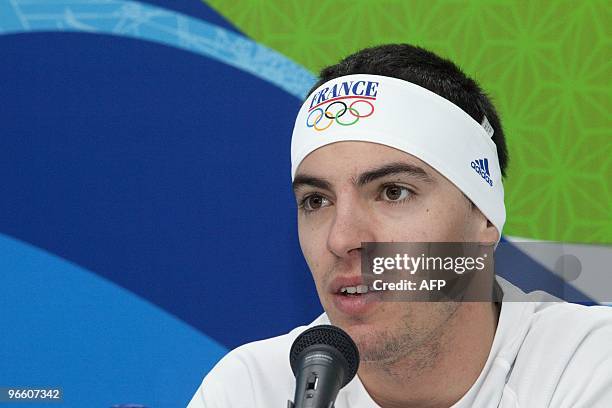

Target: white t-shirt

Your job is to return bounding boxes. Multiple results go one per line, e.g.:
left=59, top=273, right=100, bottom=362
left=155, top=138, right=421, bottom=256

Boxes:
left=188, top=277, right=612, bottom=407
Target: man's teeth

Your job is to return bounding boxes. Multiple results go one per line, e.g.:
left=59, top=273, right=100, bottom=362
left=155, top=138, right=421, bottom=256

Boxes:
left=340, top=285, right=369, bottom=294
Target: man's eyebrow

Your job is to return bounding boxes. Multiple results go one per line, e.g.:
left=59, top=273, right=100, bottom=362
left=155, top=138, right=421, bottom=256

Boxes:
left=356, top=162, right=434, bottom=186
left=292, top=175, right=333, bottom=193
left=292, top=162, right=433, bottom=193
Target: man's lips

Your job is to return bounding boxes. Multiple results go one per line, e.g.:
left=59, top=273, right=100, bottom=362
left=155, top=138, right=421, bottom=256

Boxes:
left=329, top=275, right=382, bottom=315
left=329, top=275, right=369, bottom=294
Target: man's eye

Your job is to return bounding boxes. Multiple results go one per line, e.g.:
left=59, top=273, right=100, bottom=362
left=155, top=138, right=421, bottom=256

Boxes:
left=381, top=185, right=411, bottom=202
left=301, top=194, right=330, bottom=212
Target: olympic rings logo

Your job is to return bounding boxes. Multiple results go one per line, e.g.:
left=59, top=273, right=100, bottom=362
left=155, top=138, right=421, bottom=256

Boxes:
left=306, top=99, right=375, bottom=131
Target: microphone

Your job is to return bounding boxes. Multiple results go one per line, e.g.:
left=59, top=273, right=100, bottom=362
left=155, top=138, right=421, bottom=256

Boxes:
left=288, top=325, right=360, bottom=408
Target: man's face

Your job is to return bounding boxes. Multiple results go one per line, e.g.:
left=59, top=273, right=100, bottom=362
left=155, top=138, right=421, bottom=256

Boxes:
left=293, top=141, right=497, bottom=364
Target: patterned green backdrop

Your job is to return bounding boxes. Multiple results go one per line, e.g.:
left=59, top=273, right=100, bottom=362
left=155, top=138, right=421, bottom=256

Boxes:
left=206, top=0, right=611, bottom=244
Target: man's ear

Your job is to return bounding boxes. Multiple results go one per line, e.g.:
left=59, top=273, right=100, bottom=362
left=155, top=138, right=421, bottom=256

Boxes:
left=466, top=194, right=499, bottom=244
left=480, top=219, right=499, bottom=245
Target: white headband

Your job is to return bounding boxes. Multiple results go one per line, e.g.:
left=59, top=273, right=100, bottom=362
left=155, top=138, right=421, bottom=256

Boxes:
left=290, top=74, right=506, bottom=239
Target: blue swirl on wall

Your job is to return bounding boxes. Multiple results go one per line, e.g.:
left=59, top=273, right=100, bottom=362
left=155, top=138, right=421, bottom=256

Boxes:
left=0, top=0, right=316, bottom=98
left=0, top=234, right=226, bottom=407
left=0, top=1, right=319, bottom=406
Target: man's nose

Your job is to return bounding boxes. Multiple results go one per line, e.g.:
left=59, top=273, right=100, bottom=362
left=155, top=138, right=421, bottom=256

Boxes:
left=326, top=195, right=375, bottom=260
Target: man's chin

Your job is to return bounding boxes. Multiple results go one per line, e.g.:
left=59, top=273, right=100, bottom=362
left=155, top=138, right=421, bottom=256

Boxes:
left=325, top=312, right=409, bottom=364
left=340, top=323, right=397, bottom=365
left=326, top=314, right=381, bottom=345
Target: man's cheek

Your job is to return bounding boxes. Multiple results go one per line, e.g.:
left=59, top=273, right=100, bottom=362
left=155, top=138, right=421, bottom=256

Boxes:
left=302, top=247, right=325, bottom=283
left=301, top=227, right=326, bottom=259
left=385, top=222, right=430, bottom=242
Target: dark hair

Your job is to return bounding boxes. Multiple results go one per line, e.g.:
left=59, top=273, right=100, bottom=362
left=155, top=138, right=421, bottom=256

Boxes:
left=307, top=44, right=509, bottom=177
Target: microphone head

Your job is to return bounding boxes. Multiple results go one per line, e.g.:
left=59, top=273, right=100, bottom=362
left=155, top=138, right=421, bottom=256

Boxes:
left=289, top=324, right=360, bottom=387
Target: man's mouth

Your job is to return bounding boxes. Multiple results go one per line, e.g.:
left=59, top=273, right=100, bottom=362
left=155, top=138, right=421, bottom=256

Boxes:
left=338, top=285, right=372, bottom=296
left=331, top=278, right=382, bottom=315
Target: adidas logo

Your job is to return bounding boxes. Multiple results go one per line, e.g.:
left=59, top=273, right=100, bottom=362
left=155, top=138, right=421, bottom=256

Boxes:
left=471, top=158, right=494, bottom=187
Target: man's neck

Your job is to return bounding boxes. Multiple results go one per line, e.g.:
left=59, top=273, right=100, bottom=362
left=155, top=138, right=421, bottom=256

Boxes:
left=358, top=301, right=501, bottom=408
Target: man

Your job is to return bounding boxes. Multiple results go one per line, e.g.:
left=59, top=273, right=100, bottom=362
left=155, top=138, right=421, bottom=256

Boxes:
left=188, top=44, right=612, bottom=407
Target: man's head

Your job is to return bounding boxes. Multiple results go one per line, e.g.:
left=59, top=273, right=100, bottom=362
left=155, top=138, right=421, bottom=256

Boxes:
left=306, top=44, right=508, bottom=176
left=291, top=44, right=507, bottom=366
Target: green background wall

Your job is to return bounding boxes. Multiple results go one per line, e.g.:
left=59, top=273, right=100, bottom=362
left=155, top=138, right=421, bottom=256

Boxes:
left=206, top=0, right=611, bottom=244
